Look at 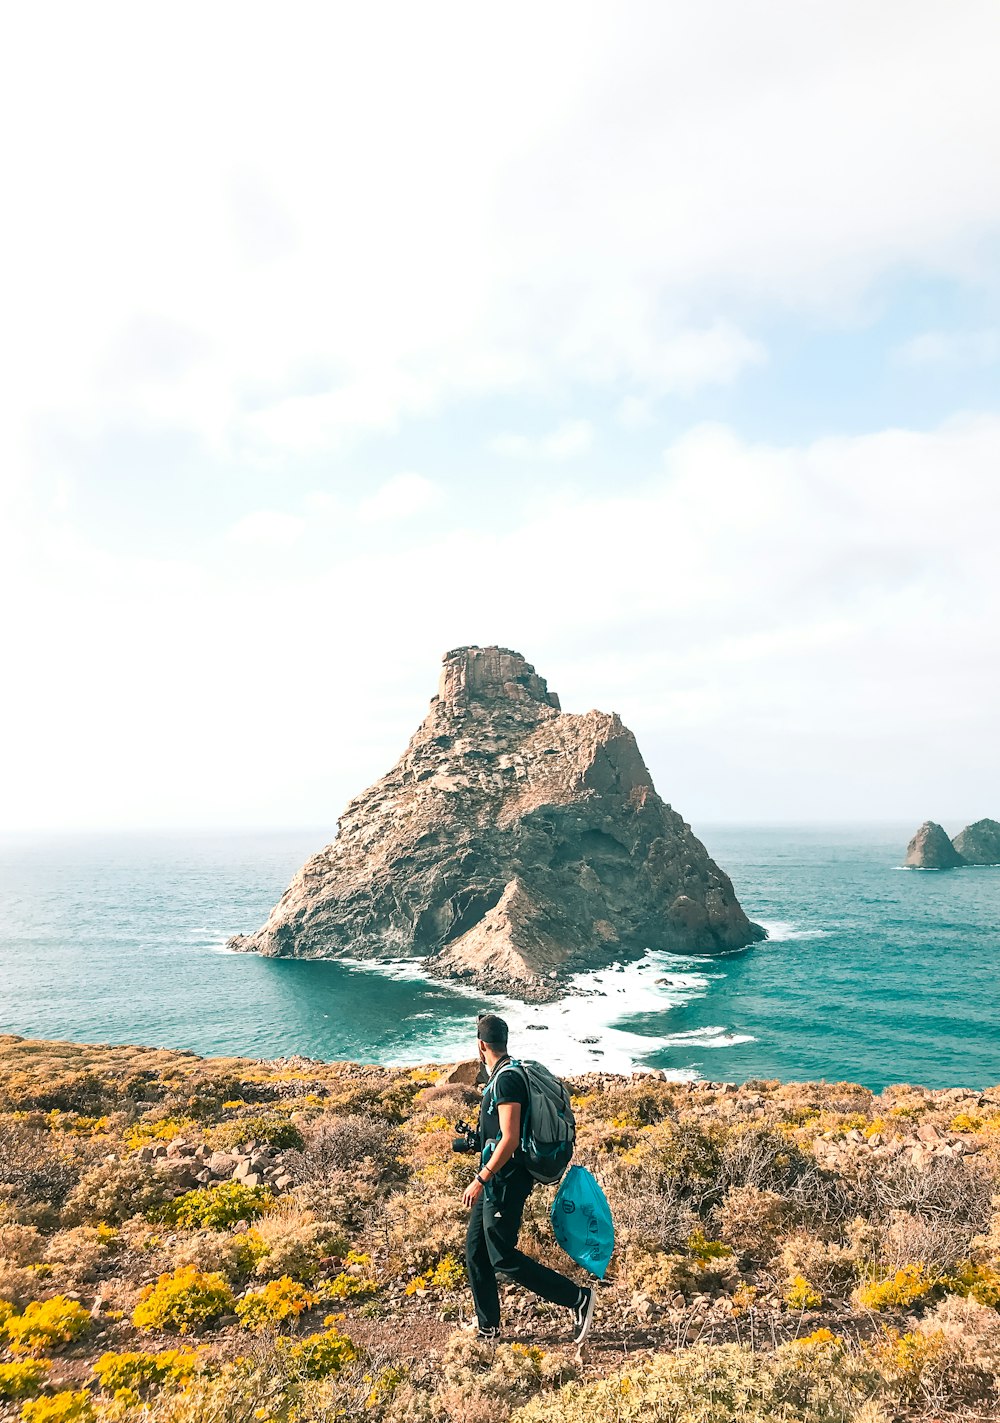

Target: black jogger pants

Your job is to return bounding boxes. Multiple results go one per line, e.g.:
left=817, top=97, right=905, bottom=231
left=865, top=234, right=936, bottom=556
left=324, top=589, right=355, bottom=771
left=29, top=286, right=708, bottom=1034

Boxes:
left=465, top=1163, right=580, bottom=1329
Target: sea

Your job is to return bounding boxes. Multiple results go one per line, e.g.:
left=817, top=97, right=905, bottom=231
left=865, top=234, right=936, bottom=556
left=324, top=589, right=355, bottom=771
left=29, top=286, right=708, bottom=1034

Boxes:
left=1, top=826, right=997, bottom=1093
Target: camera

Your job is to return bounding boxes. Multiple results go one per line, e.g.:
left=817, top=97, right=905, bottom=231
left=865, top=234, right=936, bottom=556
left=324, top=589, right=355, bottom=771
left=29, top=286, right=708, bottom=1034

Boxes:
left=452, top=1118, right=477, bottom=1154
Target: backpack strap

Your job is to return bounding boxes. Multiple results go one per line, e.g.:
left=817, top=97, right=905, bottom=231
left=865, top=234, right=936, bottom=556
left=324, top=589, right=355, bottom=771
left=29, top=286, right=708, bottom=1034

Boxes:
left=483, top=1059, right=531, bottom=1150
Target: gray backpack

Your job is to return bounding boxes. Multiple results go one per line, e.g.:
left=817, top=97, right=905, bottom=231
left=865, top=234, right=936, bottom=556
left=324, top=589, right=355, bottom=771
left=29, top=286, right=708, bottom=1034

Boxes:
left=486, top=1058, right=576, bottom=1184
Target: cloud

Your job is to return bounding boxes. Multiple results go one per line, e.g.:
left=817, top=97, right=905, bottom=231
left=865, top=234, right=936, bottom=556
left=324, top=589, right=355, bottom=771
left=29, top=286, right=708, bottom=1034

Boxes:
left=358, top=472, right=441, bottom=523
left=2, top=4, right=998, bottom=456
left=2, top=414, right=998, bottom=828
left=895, top=329, right=1000, bottom=367
left=491, top=420, right=594, bottom=461
left=226, top=510, right=306, bottom=547
left=617, top=396, right=654, bottom=430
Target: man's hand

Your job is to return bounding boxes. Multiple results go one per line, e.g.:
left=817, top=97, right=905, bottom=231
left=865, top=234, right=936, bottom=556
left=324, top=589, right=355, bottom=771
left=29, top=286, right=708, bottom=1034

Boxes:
left=462, top=1176, right=484, bottom=1209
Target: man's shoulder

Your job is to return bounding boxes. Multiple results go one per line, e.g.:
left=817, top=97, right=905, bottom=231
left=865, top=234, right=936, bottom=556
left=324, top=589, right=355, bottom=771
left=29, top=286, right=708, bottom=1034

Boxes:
left=494, top=1063, right=530, bottom=1104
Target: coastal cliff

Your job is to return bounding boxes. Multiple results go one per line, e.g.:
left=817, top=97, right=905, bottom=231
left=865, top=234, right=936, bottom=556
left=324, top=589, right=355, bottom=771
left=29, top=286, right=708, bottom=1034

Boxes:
left=228, top=646, right=765, bottom=998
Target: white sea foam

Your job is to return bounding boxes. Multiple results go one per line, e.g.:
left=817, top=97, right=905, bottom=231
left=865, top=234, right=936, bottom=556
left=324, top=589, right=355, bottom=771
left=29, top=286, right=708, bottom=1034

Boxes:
left=358, top=946, right=748, bottom=1077
left=658, top=1026, right=756, bottom=1048
left=759, top=919, right=829, bottom=942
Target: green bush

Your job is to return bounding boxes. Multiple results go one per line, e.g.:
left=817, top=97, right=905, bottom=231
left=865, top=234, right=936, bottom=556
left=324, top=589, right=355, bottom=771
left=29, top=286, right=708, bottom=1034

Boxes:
left=158, top=1181, right=273, bottom=1229
left=855, top=1264, right=938, bottom=1311
left=212, top=1114, right=304, bottom=1151
left=0, top=1359, right=50, bottom=1400
left=279, top=1324, right=357, bottom=1379
left=19, top=1390, right=95, bottom=1423
left=92, top=1348, right=200, bottom=1401
left=132, top=1266, right=234, bottom=1334
left=235, top=1276, right=318, bottom=1330
left=3, top=1297, right=92, bottom=1355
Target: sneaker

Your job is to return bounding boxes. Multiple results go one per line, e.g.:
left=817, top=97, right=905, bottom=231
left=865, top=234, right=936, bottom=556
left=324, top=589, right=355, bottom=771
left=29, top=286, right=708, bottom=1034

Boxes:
left=460, top=1316, right=500, bottom=1341
left=571, top=1285, right=596, bottom=1344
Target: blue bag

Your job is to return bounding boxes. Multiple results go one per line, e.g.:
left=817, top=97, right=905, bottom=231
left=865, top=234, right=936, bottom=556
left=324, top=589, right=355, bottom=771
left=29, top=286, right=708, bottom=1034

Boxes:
left=551, top=1164, right=614, bottom=1279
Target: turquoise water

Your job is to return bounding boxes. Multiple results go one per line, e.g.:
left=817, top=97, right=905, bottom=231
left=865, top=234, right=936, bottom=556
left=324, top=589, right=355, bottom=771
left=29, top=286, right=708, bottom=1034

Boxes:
left=0, top=826, right=997, bottom=1091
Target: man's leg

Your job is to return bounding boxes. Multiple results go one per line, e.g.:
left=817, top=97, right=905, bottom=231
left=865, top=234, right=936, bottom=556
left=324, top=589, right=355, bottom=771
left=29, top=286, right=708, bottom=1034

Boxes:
left=483, top=1171, right=581, bottom=1310
left=465, top=1189, right=501, bottom=1329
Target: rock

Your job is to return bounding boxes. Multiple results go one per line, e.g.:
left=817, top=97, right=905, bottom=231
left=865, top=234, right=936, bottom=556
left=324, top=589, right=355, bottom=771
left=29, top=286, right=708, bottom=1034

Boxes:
left=228, top=646, right=765, bottom=1001
left=903, top=821, right=966, bottom=869
left=241, top=1172, right=263, bottom=1188
left=208, top=1152, right=237, bottom=1176
left=443, top=1060, right=483, bottom=1086
left=952, top=818, right=1000, bottom=866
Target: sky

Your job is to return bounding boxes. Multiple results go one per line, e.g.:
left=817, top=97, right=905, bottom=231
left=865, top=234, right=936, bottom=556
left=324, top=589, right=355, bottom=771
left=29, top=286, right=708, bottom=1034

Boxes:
left=1, top=1, right=998, bottom=833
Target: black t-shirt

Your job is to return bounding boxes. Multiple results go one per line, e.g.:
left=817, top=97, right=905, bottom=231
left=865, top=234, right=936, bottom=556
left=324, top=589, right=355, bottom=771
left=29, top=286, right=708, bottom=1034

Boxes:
left=478, top=1060, right=529, bottom=1176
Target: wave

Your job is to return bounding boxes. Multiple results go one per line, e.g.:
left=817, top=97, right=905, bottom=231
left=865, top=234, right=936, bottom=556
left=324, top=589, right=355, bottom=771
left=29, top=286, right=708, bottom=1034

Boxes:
left=659, top=1026, right=757, bottom=1048
left=759, top=919, right=829, bottom=942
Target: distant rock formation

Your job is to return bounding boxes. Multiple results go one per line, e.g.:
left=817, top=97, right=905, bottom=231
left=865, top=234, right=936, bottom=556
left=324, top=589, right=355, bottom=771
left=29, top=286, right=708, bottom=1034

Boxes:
left=228, top=645, right=766, bottom=1000
left=903, top=821, right=966, bottom=869
left=952, top=818, right=1000, bottom=866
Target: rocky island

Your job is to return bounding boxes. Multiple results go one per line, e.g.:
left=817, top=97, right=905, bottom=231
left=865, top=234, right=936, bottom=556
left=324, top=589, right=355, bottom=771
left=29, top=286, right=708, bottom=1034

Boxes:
left=228, top=646, right=765, bottom=998
left=953, top=818, right=1000, bottom=866
left=903, top=820, right=967, bottom=869
left=904, top=817, right=1000, bottom=868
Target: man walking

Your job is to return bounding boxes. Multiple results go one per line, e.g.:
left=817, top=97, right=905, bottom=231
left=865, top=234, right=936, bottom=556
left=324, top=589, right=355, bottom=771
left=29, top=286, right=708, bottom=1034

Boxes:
left=461, top=1012, right=595, bottom=1342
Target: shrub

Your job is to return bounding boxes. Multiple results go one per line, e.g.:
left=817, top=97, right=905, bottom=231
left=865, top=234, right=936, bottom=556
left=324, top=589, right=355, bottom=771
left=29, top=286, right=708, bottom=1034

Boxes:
left=0, top=1360, right=50, bottom=1400
left=441, top=1333, right=576, bottom=1411
left=784, top=1274, right=823, bottom=1310
left=509, top=1342, right=881, bottom=1423
left=405, top=1254, right=464, bottom=1296
left=279, top=1324, right=357, bottom=1378
left=326, top=1271, right=378, bottom=1300
left=92, top=1348, right=200, bottom=1401
left=945, top=1261, right=1000, bottom=1308
left=855, top=1263, right=938, bottom=1311
left=4, top=1297, right=92, bottom=1355
left=716, top=1185, right=792, bottom=1260
left=285, top=1114, right=404, bottom=1183
left=62, top=1157, right=172, bottom=1225
left=0, top=1224, right=44, bottom=1266
left=778, top=1232, right=857, bottom=1301
left=0, top=1121, right=80, bottom=1209
left=19, top=1390, right=95, bottom=1422
left=41, top=1228, right=107, bottom=1292
left=211, top=1114, right=304, bottom=1151
left=235, top=1275, right=318, bottom=1330
left=158, top=1181, right=273, bottom=1230
left=250, top=1205, right=345, bottom=1283
left=124, top=1117, right=194, bottom=1151
left=386, top=1187, right=467, bottom=1271
left=169, top=1227, right=266, bottom=1285
left=133, top=1266, right=235, bottom=1334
